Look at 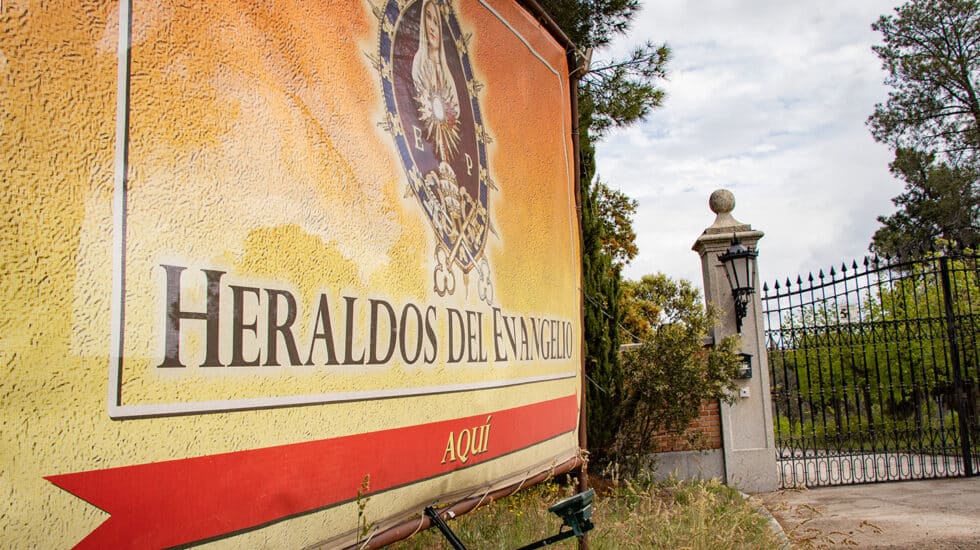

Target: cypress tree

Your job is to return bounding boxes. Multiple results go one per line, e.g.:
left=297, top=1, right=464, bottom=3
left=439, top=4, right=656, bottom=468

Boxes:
left=546, top=1, right=669, bottom=464
left=578, top=92, right=624, bottom=462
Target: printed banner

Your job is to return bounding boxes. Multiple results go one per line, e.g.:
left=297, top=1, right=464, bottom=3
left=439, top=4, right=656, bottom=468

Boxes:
left=1, top=0, right=580, bottom=546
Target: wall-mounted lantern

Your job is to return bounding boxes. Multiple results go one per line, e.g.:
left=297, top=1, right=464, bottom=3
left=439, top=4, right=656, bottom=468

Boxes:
left=718, top=235, right=758, bottom=333
left=737, top=353, right=753, bottom=379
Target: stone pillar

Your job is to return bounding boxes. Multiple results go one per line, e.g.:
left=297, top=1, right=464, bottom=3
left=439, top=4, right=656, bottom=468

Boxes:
left=692, top=189, right=778, bottom=493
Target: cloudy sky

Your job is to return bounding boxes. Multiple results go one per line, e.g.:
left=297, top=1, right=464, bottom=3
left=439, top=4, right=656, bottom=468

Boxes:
left=594, top=1, right=907, bottom=290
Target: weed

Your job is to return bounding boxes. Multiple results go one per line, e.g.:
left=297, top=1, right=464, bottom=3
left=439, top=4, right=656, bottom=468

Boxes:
left=356, top=475, right=376, bottom=549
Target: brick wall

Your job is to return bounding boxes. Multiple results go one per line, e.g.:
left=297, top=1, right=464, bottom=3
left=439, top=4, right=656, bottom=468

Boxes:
left=650, top=400, right=722, bottom=452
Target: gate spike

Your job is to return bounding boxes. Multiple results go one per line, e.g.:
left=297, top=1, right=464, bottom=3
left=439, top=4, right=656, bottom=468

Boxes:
left=863, top=256, right=870, bottom=267
left=819, top=269, right=825, bottom=279
left=851, top=259, right=858, bottom=269
left=872, top=255, right=880, bottom=266
left=796, top=275, right=803, bottom=285
left=785, top=277, right=792, bottom=288
left=808, top=272, right=814, bottom=282
left=841, top=262, right=848, bottom=273
left=774, top=280, right=781, bottom=290
left=829, top=266, right=836, bottom=277
left=763, top=282, right=769, bottom=292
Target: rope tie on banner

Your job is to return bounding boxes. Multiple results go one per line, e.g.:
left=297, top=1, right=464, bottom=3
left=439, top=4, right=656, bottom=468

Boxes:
left=408, top=512, right=427, bottom=538
left=357, top=528, right=377, bottom=550
left=472, top=483, right=494, bottom=509
left=584, top=373, right=608, bottom=394
left=578, top=447, right=590, bottom=472
left=507, top=468, right=532, bottom=498
left=580, top=287, right=648, bottom=346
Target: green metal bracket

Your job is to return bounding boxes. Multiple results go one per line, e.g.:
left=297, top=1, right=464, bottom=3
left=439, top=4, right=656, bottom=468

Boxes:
left=516, top=488, right=595, bottom=549
left=423, top=488, right=596, bottom=550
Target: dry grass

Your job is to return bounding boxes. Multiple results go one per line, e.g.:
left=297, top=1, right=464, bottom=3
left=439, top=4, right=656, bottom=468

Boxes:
left=762, top=491, right=884, bottom=549
left=390, top=477, right=781, bottom=549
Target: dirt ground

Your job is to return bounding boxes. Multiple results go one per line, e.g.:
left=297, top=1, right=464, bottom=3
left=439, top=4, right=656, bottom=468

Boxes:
left=759, top=477, right=980, bottom=549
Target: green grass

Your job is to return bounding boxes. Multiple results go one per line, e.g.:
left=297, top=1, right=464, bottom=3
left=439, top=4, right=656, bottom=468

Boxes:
left=389, top=477, right=781, bottom=549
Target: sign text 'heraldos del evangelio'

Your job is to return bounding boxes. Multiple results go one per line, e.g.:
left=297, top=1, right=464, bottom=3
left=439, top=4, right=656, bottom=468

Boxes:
left=1, top=0, right=582, bottom=547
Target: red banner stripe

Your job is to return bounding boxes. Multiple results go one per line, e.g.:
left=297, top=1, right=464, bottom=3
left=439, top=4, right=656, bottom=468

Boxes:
left=46, top=394, right=578, bottom=549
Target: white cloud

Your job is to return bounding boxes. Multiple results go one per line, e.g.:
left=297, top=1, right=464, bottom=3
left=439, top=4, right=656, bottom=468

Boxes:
left=594, top=0, right=906, bottom=290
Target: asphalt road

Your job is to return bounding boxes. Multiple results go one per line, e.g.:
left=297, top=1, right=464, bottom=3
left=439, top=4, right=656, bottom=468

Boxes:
left=759, top=477, right=980, bottom=548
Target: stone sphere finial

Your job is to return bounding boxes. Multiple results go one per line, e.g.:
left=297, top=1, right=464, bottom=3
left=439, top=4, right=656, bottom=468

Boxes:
left=709, top=189, right=735, bottom=214
left=706, top=188, right=744, bottom=231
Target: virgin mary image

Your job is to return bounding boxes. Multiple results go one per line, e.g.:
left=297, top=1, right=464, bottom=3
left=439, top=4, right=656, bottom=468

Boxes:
left=412, top=0, right=462, bottom=162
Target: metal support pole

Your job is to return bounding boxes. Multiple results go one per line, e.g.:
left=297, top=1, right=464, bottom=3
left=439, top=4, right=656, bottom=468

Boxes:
left=515, top=529, right=578, bottom=550
left=423, top=507, right=467, bottom=550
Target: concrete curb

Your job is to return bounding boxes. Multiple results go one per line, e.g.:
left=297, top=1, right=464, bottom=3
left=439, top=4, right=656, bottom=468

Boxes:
left=740, top=491, right=790, bottom=550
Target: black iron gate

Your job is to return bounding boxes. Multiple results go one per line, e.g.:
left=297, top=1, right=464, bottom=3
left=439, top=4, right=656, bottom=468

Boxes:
left=763, top=251, right=980, bottom=488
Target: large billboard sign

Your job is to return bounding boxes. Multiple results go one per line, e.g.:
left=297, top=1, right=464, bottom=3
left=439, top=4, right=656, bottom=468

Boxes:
left=1, top=0, right=581, bottom=547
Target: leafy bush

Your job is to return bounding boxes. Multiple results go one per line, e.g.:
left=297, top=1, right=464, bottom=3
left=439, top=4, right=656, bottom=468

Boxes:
left=611, top=274, right=741, bottom=475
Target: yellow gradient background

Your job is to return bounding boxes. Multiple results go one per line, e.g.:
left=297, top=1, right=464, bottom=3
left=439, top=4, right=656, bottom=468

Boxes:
left=0, top=0, right=580, bottom=546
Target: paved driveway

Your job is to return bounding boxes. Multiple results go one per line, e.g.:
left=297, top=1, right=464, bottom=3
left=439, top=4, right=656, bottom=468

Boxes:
left=760, top=477, right=980, bottom=548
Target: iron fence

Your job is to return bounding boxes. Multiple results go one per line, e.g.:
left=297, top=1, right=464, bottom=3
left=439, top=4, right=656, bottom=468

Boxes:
left=763, top=250, right=980, bottom=488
